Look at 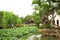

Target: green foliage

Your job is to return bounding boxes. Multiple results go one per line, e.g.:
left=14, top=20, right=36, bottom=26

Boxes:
left=32, top=0, right=52, bottom=28
left=39, top=20, right=51, bottom=29
left=32, top=0, right=52, bottom=16
left=39, top=25, right=50, bottom=29
left=0, top=27, right=39, bottom=40
left=24, top=15, right=33, bottom=24
left=32, top=11, right=42, bottom=27
left=0, top=11, right=22, bottom=29
left=32, top=0, right=60, bottom=15
left=0, top=27, right=39, bottom=37
left=0, top=11, right=3, bottom=28
left=33, top=11, right=42, bottom=23
left=32, top=0, right=60, bottom=28
left=0, top=37, right=17, bottom=40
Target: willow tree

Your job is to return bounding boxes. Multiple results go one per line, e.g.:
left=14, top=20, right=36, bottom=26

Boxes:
left=32, top=0, right=60, bottom=28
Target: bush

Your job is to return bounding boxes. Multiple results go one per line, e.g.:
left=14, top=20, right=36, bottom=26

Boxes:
left=0, top=26, right=39, bottom=40
left=39, top=25, right=49, bottom=29
left=0, top=37, right=17, bottom=40
left=0, top=26, right=39, bottom=37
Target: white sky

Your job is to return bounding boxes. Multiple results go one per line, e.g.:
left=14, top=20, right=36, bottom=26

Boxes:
left=0, top=0, right=33, bottom=17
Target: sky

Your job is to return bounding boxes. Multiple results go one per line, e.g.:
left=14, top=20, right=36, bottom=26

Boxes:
left=0, top=0, right=33, bottom=17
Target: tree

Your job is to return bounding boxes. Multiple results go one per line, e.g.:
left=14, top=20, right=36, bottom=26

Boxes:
left=32, top=0, right=60, bottom=28
left=16, top=16, right=22, bottom=27
left=0, top=11, right=22, bottom=29
left=32, top=11, right=42, bottom=27
left=0, top=11, right=3, bottom=29
left=24, top=15, right=33, bottom=24
left=32, top=0, right=52, bottom=28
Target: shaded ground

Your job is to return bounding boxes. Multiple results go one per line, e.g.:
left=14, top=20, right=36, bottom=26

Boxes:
left=41, top=35, right=59, bottom=40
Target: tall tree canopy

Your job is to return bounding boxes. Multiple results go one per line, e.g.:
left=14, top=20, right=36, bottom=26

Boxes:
left=32, top=0, right=60, bottom=28
left=0, top=11, right=22, bottom=29
left=32, top=0, right=60, bottom=17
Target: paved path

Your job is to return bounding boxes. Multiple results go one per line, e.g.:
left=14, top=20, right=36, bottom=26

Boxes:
left=27, top=34, right=42, bottom=40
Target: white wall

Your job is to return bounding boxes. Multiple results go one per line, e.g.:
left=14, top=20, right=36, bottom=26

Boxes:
left=48, top=12, right=60, bottom=26
left=54, top=15, right=60, bottom=26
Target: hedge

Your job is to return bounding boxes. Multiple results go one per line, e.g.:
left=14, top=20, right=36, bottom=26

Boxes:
left=0, top=27, right=39, bottom=37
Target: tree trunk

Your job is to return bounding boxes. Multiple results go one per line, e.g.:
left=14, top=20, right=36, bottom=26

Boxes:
left=50, top=7, right=58, bottom=29
left=51, top=8, right=55, bottom=28
left=37, top=23, right=40, bottom=28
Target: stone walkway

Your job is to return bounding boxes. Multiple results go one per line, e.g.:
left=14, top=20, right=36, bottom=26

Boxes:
left=27, top=34, right=42, bottom=40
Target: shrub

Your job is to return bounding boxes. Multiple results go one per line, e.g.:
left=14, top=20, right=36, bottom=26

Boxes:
left=0, top=27, right=39, bottom=37
left=0, top=27, right=39, bottom=40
